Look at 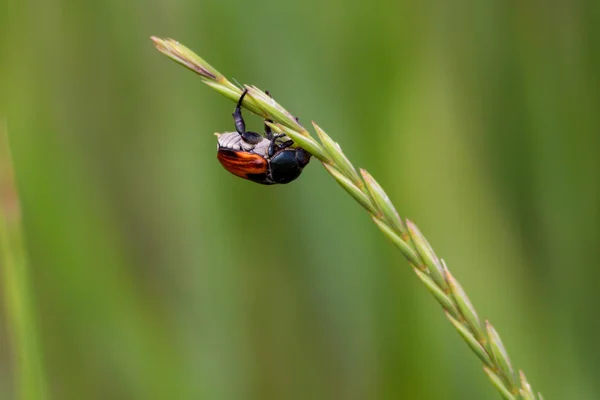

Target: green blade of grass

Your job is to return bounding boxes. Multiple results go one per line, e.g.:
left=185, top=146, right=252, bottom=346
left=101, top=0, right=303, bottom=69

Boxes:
left=0, top=120, right=49, bottom=400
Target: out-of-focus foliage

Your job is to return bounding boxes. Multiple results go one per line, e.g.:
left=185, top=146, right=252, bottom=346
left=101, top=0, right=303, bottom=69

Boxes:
left=1, top=0, right=599, bottom=399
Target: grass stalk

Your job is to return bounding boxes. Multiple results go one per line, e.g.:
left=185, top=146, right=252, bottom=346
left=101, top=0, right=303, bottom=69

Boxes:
left=151, top=37, right=543, bottom=399
left=0, top=120, right=49, bottom=400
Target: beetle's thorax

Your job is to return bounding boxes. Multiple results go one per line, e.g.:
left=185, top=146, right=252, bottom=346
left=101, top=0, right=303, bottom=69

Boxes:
left=216, top=132, right=270, bottom=157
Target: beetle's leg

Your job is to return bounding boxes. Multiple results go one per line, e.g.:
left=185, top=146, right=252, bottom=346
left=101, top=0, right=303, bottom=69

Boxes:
left=264, top=119, right=274, bottom=141
left=233, top=89, right=249, bottom=134
left=268, top=134, right=286, bottom=157
left=278, top=140, right=294, bottom=150
left=233, top=88, right=262, bottom=145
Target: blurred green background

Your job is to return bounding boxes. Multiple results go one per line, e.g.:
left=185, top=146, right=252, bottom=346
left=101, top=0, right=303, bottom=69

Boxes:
left=1, top=0, right=599, bottom=398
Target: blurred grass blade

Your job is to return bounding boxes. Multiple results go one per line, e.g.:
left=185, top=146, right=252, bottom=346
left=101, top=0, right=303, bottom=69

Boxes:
left=0, top=120, right=49, bottom=400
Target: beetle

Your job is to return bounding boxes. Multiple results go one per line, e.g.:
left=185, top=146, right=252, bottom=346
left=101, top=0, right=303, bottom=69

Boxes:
left=216, top=89, right=311, bottom=185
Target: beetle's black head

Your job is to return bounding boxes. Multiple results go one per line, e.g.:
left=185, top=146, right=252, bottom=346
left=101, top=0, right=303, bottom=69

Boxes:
left=295, top=148, right=311, bottom=168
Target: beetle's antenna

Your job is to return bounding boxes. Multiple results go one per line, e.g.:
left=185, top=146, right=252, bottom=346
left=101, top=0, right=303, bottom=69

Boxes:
left=231, top=78, right=244, bottom=90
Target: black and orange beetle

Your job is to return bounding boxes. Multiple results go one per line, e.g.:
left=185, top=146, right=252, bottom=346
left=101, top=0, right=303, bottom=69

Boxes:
left=216, top=89, right=311, bottom=185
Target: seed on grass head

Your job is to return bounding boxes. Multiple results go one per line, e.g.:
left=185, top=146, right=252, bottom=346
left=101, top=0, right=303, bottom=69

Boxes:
left=151, top=36, right=218, bottom=80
